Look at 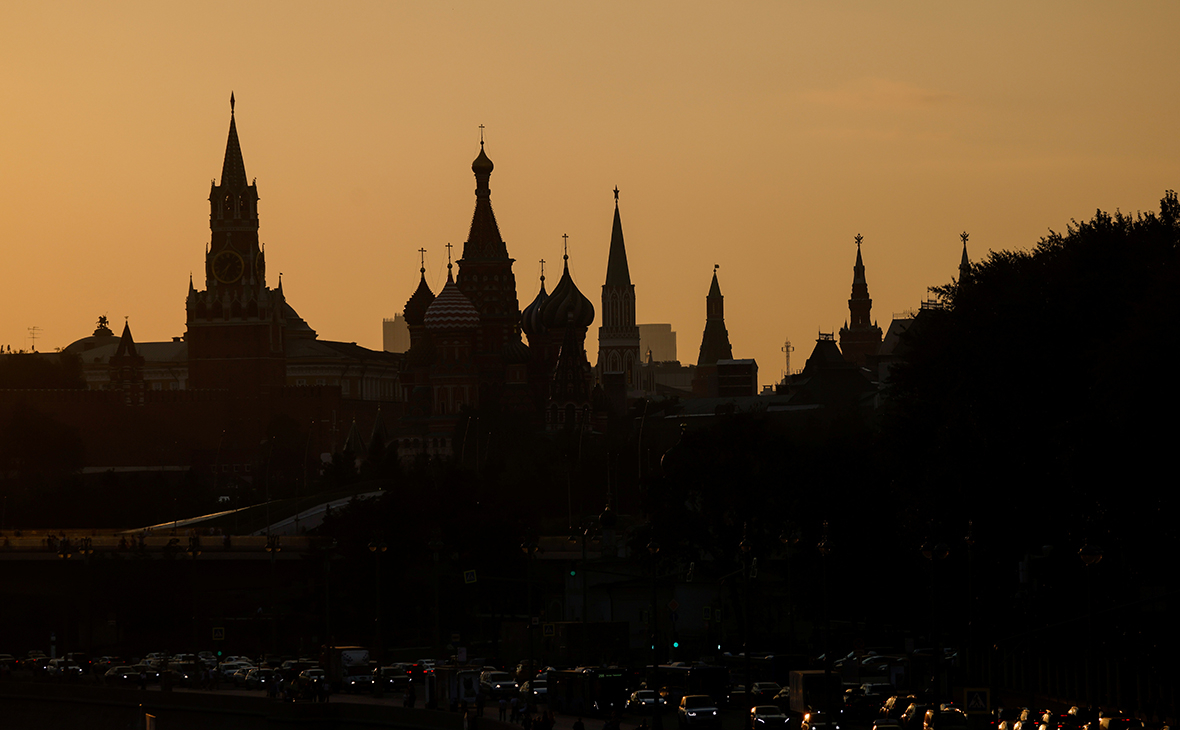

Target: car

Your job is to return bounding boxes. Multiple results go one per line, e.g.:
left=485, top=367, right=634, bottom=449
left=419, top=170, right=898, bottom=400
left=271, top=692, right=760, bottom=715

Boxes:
left=924, top=708, right=969, bottom=730
left=801, top=712, right=840, bottom=730
left=344, top=671, right=373, bottom=693
left=522, top=678, right=548, bottom=703
left=245, top=668, right=276, bottom=690
left=751, top=682, right=782, bottom=701
left=104, top=665, right=138, bottom=684
left=299, top=668, right=327, bottom=686
left=480, top=670, right=519, bottom=697
left=628, top=690, right=667, bottom=713
left=679, top=694, right=721, bottom=729
left=750, top=705, right=791, bottom=730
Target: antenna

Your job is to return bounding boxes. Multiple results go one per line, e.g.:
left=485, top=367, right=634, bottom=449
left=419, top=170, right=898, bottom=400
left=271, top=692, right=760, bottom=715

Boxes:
left=27, top=326, right=42, bottom=352
left=781, top=337, right=795, bottom=383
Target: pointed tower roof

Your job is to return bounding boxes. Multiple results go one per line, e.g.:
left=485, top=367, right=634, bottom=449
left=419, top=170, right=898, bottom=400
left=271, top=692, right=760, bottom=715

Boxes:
left=853, top=234, right=867, bottom=285
left=604, top=187, right=632, bottom=287
left=220, top=93, right=248, bottom=191
left=462, top=138, right=508, bottom=261
left=698, top=267, right=733, bottom=366
left=708, top=270, right=722, bottom=298
left=114, top=321, right=139, bottom=359
left=369, top=408, right=387, bottom=451
left=343, top=417, right=366, bottom=455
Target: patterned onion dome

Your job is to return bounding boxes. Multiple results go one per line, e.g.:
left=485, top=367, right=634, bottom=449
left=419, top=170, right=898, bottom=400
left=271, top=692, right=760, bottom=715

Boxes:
left=541, top=259, right=595, bottom=329
left=403, top=271, right=435, bottom=326
left=521, top=281, right=549, bottom=339
left=424, top=270, right=480, bottom=332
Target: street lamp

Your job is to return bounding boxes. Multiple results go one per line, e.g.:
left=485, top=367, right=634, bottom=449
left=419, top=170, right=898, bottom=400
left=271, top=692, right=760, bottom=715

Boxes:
left=920, top=540, right=949, bottom=706
left=647, top=537, right=663, bottom=730
left=1079, top=544, right=1103, bottom=704
left=428, top=539, right=444, bottom=650
left=740, top=525, right=755, bottom=707
left=778, top=526, right=800, bottom=651
left=522, top=540, right=542, bottom=675
left=818, top=521, right=833, bottom=716
left=369, top=538, right=387, bottom=653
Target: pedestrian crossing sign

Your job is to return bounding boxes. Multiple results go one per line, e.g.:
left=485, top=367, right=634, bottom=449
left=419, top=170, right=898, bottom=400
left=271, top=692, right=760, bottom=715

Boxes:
left=964, top=688, right=989, bottom=713
left=464, top=570, right=477, bottom=584
left=212, top=627, right=225, bottom=641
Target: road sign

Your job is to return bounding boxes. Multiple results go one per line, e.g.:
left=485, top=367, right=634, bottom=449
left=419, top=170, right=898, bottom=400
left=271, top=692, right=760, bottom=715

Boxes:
left=464, top=570, right=477, bottom=584
left=212, top=627, right=225, bottom=641
left=703, top=606, right=712, bottom=621
left=543, top=623, right=555, bottom=637
left=451, top=633, right=461, bottom=643
left=667, top=599, right=680, bottom=612
left=964, top=688, right=989, bottom=714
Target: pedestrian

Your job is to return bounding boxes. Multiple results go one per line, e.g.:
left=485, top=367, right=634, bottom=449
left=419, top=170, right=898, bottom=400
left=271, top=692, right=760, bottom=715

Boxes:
left=573, top=718, right=585, bottom=730
left=511, top=695, right=520, bottom=722
left=408, top=684, right=417, bottom=709
left=477, top=692, right=486, bottom=717
left=138, top=670, right=147, bottom=691
left=499, top=697, right=508, bottom=721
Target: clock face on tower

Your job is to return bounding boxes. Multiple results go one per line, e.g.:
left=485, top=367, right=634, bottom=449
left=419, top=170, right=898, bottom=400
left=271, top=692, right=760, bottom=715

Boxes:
left=212, top=250, right=245, bottom=284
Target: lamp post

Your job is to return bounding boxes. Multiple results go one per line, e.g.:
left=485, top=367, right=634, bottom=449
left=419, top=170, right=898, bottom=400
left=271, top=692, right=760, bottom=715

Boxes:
left=778, top=526, right=801, bottom=651
left=428, top=539, right=444, bottom=650
left=369, top=538, right=387, bottom=653
left=522, top=540, right=541, bottom=674
left=740, top=526, right=754, bottom=708
left=818, top=521, right=832, bottom=717
left=920, top=540, right=949, bottom=706
left=648, top=537, right=663, bottom=730
left=1079, top=544, right=1103, bottom=705
left=964, top=522, right=975, bottom=685
left=265, top=535, right=282, bottom=655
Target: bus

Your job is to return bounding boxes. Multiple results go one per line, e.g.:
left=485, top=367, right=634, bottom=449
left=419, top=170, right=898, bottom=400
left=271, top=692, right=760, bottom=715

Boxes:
left=548, top=666, right=635, bottom=716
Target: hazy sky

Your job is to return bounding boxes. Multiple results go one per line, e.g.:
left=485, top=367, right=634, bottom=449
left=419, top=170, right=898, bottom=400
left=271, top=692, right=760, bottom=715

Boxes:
left=2, top=2, right=1177, bottom=384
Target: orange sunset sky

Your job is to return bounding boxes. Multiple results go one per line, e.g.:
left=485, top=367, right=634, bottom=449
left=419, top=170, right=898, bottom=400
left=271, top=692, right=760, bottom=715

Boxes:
left=2, top=2, right=1178, bottom=385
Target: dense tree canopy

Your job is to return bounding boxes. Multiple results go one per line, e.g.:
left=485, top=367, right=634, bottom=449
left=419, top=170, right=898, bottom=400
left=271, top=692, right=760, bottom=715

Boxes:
left=883, top=191, right=1179, bottom=583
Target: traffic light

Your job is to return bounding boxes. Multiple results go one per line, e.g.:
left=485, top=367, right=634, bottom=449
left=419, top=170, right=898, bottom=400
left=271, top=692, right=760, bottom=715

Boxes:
left=570, top=568, right=577, bottom=577
left=672, top=641, right=680, bottom=648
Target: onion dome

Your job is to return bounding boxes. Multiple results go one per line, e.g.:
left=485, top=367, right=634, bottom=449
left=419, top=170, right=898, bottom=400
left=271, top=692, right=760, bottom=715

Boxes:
left=472, top=142, right=494, bottom=176
left=541, top=256, right=595, bottom=329
left=502, top=335, right=531, bottom=365
left=424, top=266, right=480, bottom=332
left=403, top=267, right=436, bottom=327
left=521, top=277, right=549, bottom=340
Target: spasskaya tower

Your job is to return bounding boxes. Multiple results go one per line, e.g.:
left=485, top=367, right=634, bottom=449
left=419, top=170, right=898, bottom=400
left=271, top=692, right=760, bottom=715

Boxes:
left=186, top=94, right=287, bottom=393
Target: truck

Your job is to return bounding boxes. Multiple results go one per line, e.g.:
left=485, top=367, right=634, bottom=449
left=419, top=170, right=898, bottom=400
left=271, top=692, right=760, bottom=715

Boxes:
left=322, top=646, right=370, bottom=691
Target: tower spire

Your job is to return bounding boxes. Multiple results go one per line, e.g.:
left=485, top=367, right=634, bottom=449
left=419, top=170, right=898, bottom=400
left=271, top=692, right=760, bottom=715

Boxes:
left=220, top=95, right=248, bottom=191
left=839, top=233, right=882, bottom=365
left=959, top=231, right=971, bottom=280
left=604, top=188, right=631, bottom=287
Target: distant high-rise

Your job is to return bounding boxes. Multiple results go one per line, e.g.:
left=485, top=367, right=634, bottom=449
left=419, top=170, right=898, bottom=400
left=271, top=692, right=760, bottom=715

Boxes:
left=638, top=324, right=677, bottom=362
left=597, top=188, right=640, bottom=387
left=838, top=234, right=883, bottom=367
left=383, top=314, right=410, bottom=353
